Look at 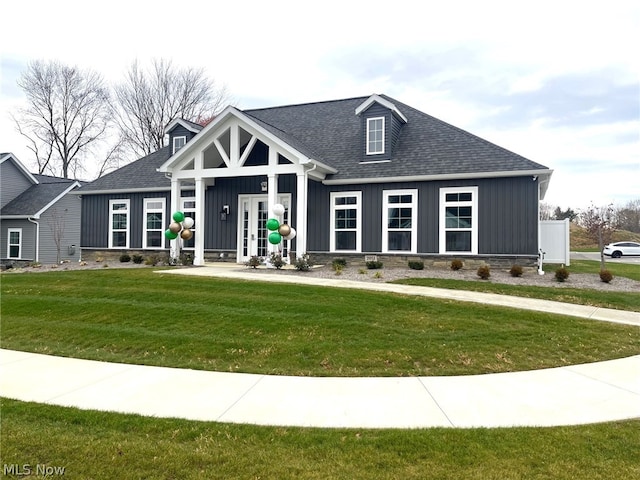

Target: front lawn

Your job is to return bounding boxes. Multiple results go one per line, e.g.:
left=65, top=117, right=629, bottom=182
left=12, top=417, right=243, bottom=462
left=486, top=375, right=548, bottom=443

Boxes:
left=2, top=269, right=638, bottom=377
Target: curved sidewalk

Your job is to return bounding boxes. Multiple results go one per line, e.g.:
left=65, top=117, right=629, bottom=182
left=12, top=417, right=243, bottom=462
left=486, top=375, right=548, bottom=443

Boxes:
left=2, top=265, right=639, bottom=429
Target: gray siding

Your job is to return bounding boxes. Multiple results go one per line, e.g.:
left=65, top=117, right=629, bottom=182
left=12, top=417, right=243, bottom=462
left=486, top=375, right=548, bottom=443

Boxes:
left=1, top=160, right=33, bottom=208
left=38, top=192, right=82, bottom=263
left=308, top=176, right=539, bottom=255
left=0, top=219, right=37, bottom=261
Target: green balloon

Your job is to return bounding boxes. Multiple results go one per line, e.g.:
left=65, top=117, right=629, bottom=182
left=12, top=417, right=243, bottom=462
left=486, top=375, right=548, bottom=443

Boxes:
left=165, top=229, right=178, bottom=240
left=172, top=211, right=185, bottom=222
left=266, top=218, right=280, bottom=231
left=268, top=232, right=282, bottom=245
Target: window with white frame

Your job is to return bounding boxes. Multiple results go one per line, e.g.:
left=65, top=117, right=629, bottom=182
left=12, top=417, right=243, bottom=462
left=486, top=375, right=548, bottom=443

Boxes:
left=173, top=136, right=186, bottom=154
left=330, top=192, right=362, bottom=252
left=366, top=117, right=385, bottom=155
left=8, top=228, right=22, bottom=259
left=109, top=199, right=130, bottom=248
left=143, top=198, right=165, bottom=249
left=382, top=190, right=418, bottom=253
left=439, top=187, right=478, bottom=254
left=181, top=197, right=196, bottom=249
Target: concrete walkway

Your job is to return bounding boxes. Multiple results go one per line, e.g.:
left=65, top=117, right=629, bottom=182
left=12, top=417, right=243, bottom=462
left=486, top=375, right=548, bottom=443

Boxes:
left=2, top=264, right=639, bottom=429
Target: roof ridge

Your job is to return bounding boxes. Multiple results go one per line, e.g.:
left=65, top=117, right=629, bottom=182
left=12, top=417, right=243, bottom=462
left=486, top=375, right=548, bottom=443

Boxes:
left=243, top=95, right=369, bottom=113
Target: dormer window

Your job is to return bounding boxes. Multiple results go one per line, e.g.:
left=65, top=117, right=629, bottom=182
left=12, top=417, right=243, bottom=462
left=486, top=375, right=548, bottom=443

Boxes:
left=172, top=136, right=186, bottom=154
left=366, top=117, right=385, bottom=155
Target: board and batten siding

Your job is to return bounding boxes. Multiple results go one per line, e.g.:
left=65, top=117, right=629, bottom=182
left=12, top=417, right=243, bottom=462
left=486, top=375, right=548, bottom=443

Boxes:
left=307, top=176, right=539, bottom=256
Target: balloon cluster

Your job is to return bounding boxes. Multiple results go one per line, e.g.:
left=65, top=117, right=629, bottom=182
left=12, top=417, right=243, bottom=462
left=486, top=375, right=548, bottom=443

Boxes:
left=164, top=211, right=194, bottom=240
left=266, top=203, right=296, bottom=245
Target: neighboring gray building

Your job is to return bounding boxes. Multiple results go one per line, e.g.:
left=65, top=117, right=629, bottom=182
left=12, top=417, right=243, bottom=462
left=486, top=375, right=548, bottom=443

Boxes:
left=1, top=153, right=81, bottom=265
left=78, top=94, right=553, bottom=265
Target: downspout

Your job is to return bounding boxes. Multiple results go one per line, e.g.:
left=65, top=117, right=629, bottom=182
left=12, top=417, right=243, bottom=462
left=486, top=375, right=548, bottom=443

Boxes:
left=27, top=217, right=40, bottom=263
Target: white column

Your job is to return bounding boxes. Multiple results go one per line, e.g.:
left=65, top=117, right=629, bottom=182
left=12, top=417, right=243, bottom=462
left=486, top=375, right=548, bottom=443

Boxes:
left=170, top=177, right=181, bottom=261
left=194, top=177, right=205, bottom=266
left=267, top=172, right=278, bottom=257
left=296, top=170, right=308, bottom=258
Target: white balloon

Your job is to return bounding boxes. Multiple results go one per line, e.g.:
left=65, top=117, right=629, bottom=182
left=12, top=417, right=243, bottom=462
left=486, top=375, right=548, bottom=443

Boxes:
left=284, top=227, right=296, bottom=240
left=272, top=203, right=285, bottom=216
left=182, top=217, right=194, bottom=228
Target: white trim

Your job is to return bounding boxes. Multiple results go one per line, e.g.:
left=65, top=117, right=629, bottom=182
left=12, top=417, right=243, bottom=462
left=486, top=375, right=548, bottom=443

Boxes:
left=108, top=199, right=130, bottom=249
left=382, top=189, right=418, bottom=253
left=355, top=94, right=408, bottom=123
left=172, top=136, right=187, bottom=154
left=330, top=191, right=362, bottom=253
left=142, top=198, right=166, bottom=249
left=323, top=169, right=554, bottom=185
left=366, top=117, right=385, bottom=155
left=180, top=196, right=196, bottom=251
left=164, top=118, right=203, bottom=134
left=7, top=228, right=22, bottom=259
left=439, top=186, right=478, bottom=255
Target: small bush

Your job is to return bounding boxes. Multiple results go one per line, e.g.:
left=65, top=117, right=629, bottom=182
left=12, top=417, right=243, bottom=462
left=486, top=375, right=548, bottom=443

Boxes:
left=145, top=255, right=159, bottom=266
left=477, top=265, right=491, bottom=280
left=599, top=269, right=613, bottom=283
left=245, top=256, right=262, bottom=269
left=450, top=259, right=463, bottom=271
left=180, top=253, right=194, bottom=266
left=334, top=265, right=343, bottom=275
left=373, top=271, right=383, bottom=279
left=119, top=254, right=131, bottom=263
left=332, top=258, right=347, bottom=269
left=294, top=253, right=313, bottom=271
left=408, top=260, right=424, bottom=270
left=555, top=266, right=570, bottom=282
left=509, top=265, right=523, bottom=277
left=358, top=268, right=367, bottom=275
left=269, top=253, right=285, bottom=269
left=132, top=254, right=144, bottom=264
left=366, top=260, right=383, bottom=269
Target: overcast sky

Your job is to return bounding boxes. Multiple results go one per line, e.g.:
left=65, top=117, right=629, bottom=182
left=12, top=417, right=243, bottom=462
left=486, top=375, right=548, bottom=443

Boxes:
left=1, top=0, right=638, bottom=209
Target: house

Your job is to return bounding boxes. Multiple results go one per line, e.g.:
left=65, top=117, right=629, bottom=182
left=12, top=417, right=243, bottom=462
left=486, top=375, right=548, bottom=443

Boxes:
left=0, top=153, right=82, bottom=266
left=77, top=94, right=553, bottom=266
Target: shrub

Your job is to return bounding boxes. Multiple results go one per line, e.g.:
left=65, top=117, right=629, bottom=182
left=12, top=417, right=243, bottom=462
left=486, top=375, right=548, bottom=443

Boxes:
left=408, top=260, right=424, bottom=270
left=269, top=253, right=285, bottom=269
left=450, top=259, right=463, bottom=271
left=180, top=253, right=194, bottom=266
left=366, top=260, right=383, bottom=269
left=294, top=253, right=312, bottom=271
left=245, top=256, right=261, bottom=269
left=509, top=265, right=523, bottom=277
left=373, top=271, right=383, bottom=279
left=332, top=258, right=347, bottom=269
left=132, top=254, right=144, bottom=264
left=119, top=254, right=131, bottom=263
left=477, top=265, right=491, bottom=280
left=555, top=266, right=570, bottom=282
left=599, top=269, right=613, bottom=283
left=145, top=255, right=159, bottom=266
left=358, top=268, right=367, bottom=275
left=334, top=264, right=343, bottom=275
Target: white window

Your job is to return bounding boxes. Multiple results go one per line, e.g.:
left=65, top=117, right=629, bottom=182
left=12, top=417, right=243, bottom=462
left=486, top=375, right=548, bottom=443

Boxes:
left=439, top=187, right=478, bottom=255
left=109, top=199, right=130, bottom=249
left=8, top=228, right=22, bottom=259
left=180, top=197, right=196, bottom=249
left=330, top=192, right=362, bottom=252
left=366, top=117, right=385, bottom=155
left=382, top=190, right=418, bottom=253
left=143, top=198, right=165, bottom=249
left=173, top=136, right=186, bottom=154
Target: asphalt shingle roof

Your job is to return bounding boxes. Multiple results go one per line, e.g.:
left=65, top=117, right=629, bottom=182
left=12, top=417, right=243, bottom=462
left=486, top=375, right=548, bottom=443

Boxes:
left=1, top=175, right=78, bottom=216
left=80, top=94, right=549, bottom=191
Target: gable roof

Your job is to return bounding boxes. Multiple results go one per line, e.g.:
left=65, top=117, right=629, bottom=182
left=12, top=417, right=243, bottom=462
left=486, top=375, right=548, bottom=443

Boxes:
left=0, top=152, right=38, bottom=185
left=81, top=94, right=551, bottom=193
left=1, top=173, right=80, bottom=218
left=164, top=118, right=204, bottom=135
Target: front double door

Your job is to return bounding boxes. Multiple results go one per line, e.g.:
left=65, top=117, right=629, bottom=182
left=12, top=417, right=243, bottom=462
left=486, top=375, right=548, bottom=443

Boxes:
left=238, top=194, right=291, bottom=263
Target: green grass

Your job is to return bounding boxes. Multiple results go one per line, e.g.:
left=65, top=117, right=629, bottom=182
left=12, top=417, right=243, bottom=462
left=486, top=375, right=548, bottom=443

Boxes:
left=2, top=398, right=639, bottom=480
left=2, top=269, right=639, bottom=377
left=394, top=260, right=640, bottom=312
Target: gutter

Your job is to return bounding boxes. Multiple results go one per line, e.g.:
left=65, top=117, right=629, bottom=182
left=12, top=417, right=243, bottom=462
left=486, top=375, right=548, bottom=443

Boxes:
left=27, top=217, right=40, bottom=263
left=323, top=169, right=554, bottom=185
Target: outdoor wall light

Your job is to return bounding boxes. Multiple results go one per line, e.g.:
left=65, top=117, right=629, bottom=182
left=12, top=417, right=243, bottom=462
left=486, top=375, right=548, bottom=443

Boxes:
left=220, top=205, right=230, bottom=221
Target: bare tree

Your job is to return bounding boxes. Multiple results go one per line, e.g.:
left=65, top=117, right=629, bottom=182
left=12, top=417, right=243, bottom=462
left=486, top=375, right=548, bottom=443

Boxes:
left=614, top=199, right=640, bottom=233
left=579, top=202, right=616, bottom=270
left=112, top=58, right=231, bottom=158
left=47, top=208, right=65, bottom=263
left=14, top=60, right=112, bottom=179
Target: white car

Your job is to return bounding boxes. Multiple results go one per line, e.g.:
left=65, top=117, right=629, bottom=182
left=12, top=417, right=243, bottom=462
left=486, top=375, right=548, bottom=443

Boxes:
left=602, top=241, right=640, bottom=258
